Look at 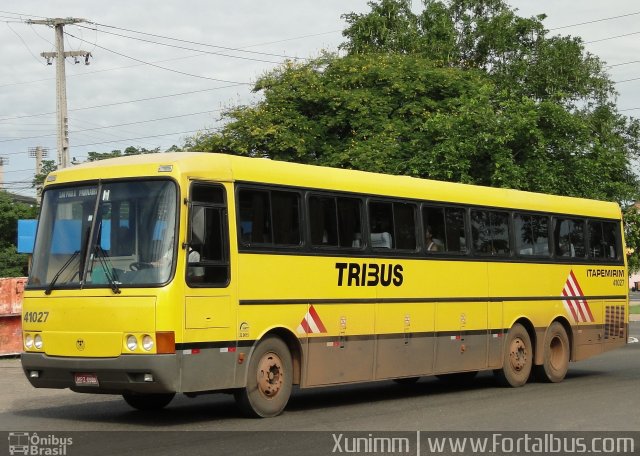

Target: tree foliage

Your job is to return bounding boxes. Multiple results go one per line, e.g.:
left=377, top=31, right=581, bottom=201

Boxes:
left=188, top=0, right=639, bottom=205
left=0, top=192, right=38, bottom=277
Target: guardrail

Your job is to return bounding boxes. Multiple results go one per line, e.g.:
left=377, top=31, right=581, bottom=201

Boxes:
left=0, top=277, right=26, bottom=356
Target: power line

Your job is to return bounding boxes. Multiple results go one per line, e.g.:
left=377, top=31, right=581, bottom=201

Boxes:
left=240, top=30, right=341, bottom=49
left=6, top=22, right=46, bottom=65
left=585, top=31, right=640, bottom=44
left=66, top=31, right=253, bottom=84
left=607, top=60, right=640, bottom=68
left=0, top=10, right=46, bottom=19
left=70, top=128, right=207, bottom=148
left=80, top=23, right=299, bottom=63
left=0, top=53, right=207, bottom=89
left=0, top=109, right=223, bottom=144
left=549, top=11, right=640, bottom=30
left=615, top=76, right=640, bottom=84
left=0, top=84, right=244, bottom=122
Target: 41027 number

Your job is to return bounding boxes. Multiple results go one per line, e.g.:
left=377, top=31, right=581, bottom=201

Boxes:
left=23, top=311, right=49, bottom=323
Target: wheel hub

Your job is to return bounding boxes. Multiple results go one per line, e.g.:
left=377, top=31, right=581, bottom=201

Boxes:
left=509, top=337, right=528, bottom=372
left=257, top=352, right=284, bottom=399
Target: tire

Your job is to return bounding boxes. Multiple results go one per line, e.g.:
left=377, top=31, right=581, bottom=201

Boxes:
left=122, top=392, right=175, bottom=411
left=234, top=336, right=293, bottom=418
left=393, top=377, right=420, bottom=385
left=534, top=322, right=570, bottom=383
left=436, top=371, right=478, bottom=386
left=494, top=323, right=533, bottom=387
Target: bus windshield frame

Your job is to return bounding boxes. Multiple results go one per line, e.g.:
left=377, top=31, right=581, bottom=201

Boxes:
left=28, top=178, right=179, bottom=291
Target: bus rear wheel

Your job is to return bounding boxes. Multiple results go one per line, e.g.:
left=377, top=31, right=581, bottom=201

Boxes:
left=235, top=336, right=293, bottom=418
left=534, top=322, right=570, bottom=383
left=122, top=392, right=175, bottom=411
left=494, top=323, right=532, bottom=387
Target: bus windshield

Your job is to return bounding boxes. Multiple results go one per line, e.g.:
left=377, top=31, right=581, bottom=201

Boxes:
left=29, top=180, right=177, bottom=290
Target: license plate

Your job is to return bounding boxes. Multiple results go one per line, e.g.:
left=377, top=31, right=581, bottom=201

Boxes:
left=74, top=373, right=99, bottom=386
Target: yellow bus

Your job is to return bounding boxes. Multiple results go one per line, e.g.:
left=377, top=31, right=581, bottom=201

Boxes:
left=21, top=152, right=628, bottom=417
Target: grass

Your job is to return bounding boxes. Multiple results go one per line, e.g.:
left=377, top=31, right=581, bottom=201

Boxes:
left=630, top=304, right=640, bottom=315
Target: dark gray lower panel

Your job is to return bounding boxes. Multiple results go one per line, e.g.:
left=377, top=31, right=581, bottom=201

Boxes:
left=375, top=333, right=434, bottom=380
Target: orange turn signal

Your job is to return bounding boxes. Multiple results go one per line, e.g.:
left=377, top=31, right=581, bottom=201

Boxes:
left=156, top=331, right=175, bottom=354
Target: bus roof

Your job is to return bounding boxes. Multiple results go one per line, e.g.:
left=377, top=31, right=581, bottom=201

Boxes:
left=47, top=152, right=621, bottom=219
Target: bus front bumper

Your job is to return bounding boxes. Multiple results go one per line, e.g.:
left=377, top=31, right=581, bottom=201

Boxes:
left=21, top=352, right=179, bottom=394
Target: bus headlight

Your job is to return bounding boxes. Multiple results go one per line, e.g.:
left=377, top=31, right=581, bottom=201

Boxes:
left=126, top=335, right=138, bottom=351
left=34, top=334, right=43, bottom=350
left=25, top=334, right=34, bottom=349
left=142, top=335, right=154, bottom=351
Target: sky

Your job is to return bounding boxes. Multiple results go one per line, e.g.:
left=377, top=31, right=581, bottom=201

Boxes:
left=0, top=0, right=639, bottom=198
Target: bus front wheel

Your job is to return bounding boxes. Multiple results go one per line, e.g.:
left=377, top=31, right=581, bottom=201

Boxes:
left=534, top=322, right=570, bottom=383
left=235, top=336, right=293, bottom=418
left=494, top=323, right=532, bottom=387
left=122, top=392, right=175, bottom=411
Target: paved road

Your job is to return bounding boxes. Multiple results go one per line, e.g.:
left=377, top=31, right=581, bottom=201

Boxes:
left=1, top=323, right=639, bottom=455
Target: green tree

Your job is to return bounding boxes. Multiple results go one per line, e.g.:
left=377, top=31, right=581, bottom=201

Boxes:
left=624, top=206, right=640, bottom=275
left=0, top=192, right=38, bottom=277
left=187, top=0, right=639, bottom=204
left=32, top=159, right=58, bottom=189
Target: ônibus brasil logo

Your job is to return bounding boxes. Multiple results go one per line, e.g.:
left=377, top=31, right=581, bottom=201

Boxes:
left=8, top=432, right=73, bottom=455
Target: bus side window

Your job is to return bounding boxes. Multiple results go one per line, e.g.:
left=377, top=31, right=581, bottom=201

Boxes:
left=589, top=220, right=620, bottom=260
left=368, top=200, right=417, bottom=251
left=239, top=190, right=272, bottom=244
left=554, top=218, right=585, bottom=258
left=238, top=188, right=301, bottom=247
left=309, top=196, right=338, bottom=246
left=471, top=210, right=511, bottom=256
left=515, top=213, right=550, bottom=256
left=422, top=206, right=467, bottom=254
left=337, top=197, right=362, bottom=248
left=369, top=201, right=394, bottom=249
left=309, top=195, right=362, bottom=249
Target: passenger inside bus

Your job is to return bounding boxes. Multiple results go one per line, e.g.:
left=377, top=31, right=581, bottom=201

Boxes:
left=425, top=225, right=441, bottom=251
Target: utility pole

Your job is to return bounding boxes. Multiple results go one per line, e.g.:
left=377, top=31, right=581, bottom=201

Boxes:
left=27, top=18, right=91, bottom=169
left=28, top=147, right=49, bottom=200
left=0, top=156, right=8, bottom=190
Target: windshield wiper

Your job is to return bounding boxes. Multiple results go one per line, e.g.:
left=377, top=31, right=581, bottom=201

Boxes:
left=44, top=250, right=80, bottom=295
left=93, top=246, right=121, bottom=294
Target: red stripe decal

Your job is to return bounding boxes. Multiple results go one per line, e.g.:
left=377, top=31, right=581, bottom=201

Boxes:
left=308, top=305, right=327, bottom=333
left=300, top=318, right=312, bottom=334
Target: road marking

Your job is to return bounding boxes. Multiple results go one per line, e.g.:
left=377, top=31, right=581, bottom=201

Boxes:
left=629, top=337, right=639, bottom=344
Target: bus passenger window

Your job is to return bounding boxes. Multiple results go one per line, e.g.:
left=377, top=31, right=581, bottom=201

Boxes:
left=368, top=201, right=417, bottom=251
left=394, top=203, right=417, bottom=250
left=422, top=206, right=467, bottom=253
left=309, top=196, right=338, bottom=246
left=337, top=197, right=362, bottom=248
left=369, top=202, right=394, bottom=249
left=515, top=214, right=550, bottom=256
left=589, top=220, right=620, bottom=260
left=309, top=195, right=362, bottom=249
left=272, top=191, right=301, bottom=245
left=471, top=210, right=511, bottom=256
left=554, top=218, right=585, bottom=258
left=239, top=190, right=271, bottom=244
left=238, top=189, right=301, bottom=247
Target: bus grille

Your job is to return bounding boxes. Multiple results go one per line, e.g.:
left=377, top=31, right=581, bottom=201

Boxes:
left=604, top=305, right=625, bottom=340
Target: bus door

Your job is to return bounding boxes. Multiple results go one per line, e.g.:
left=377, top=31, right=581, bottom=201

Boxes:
left=183, top=182, right=235, bottom=391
